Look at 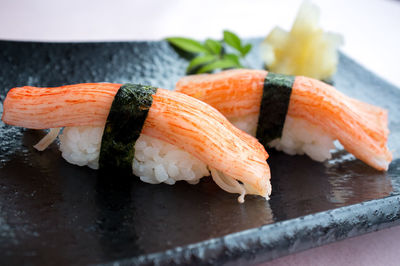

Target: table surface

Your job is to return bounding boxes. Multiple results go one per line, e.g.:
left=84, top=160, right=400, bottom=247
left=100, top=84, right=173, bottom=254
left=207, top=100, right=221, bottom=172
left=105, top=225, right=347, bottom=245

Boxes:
left=1, top=0, right=399, bottom=265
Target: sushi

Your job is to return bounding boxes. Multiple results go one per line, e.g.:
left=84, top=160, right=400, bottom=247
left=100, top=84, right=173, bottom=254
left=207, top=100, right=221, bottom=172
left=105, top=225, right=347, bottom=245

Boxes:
left=175, top=69, right=392, bottom=171
left=1, top=83, right=271, bottom=203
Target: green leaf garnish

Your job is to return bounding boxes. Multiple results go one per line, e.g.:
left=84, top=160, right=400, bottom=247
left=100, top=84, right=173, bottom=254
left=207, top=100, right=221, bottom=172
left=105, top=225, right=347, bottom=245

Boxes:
left=241, top=43, right=252, bottom=56
left=205, top=39, right=222, bottom=55
left=166, top=30, right=252, bottom=74
left=223, top=30, right=242, bottom=52
left=166, top=37, right=209, bottom=54
left=223, top=53, right=241, bottom=67
left=198, top=59, right=239, bottom=73
left=187, top=55, right=217, bottom=71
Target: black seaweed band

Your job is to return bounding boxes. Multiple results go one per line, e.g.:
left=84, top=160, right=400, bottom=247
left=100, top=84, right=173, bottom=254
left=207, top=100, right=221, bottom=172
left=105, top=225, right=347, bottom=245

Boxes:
left=256, top=73, right=294, bottom=146
left=99, top=84, right=157, bottom=171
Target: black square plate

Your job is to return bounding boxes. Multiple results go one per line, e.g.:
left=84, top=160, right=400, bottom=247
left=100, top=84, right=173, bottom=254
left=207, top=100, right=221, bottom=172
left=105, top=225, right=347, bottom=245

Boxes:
left=0, top=40, right=399, bottom=265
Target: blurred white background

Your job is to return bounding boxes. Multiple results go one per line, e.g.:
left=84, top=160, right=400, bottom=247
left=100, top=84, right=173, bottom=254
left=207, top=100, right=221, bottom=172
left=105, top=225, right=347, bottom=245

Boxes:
left=1, top=0, right=400, bottom=265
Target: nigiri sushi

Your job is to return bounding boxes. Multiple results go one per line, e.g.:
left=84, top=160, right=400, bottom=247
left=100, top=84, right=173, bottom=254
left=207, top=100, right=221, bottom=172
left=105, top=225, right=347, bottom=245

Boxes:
left=1, top=83, right=271, bottom=202
left=175, top=69, right=392, bottom=171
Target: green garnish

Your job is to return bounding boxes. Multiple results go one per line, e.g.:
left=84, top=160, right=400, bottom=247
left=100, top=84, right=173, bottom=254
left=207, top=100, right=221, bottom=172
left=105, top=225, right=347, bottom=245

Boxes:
left=223, top=31, right=252, bottom=57
left=166, top=30, right=252, bottom=74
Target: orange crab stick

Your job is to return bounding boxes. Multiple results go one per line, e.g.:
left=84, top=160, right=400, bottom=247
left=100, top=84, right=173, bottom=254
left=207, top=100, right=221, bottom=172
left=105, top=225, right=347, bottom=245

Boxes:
left=2, top=83, right=271, bottom=200
left=176, top=69, right=392, bottom=171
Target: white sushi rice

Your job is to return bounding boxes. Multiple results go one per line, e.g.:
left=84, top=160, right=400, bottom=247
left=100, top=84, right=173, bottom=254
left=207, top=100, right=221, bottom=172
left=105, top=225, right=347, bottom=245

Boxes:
left=34, top=126, right=257, bottom=202
left=58, top=126, right=209, bottom=185
left=231, top=114, right=336, bottom=162
left=269, top=116, right=336, bottom=161
left=229, top=114, right=259, bottom=137
left=132, top=135, right=209, bottom=185
left=59, top=126, right=104, bottom=169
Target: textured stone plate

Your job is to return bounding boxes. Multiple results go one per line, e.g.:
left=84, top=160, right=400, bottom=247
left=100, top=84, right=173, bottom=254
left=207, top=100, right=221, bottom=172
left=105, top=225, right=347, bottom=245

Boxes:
left=0, top=40, right=399, bottom=265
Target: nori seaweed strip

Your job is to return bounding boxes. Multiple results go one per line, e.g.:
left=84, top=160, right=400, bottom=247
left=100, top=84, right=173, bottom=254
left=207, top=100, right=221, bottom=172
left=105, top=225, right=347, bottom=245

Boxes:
left=99, top=84, right=157, bottom=171
left=256, top=73, right=294, bottom=146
